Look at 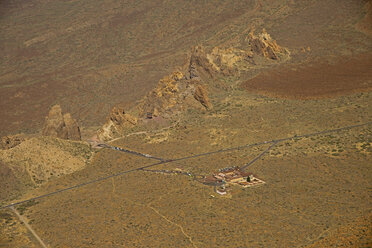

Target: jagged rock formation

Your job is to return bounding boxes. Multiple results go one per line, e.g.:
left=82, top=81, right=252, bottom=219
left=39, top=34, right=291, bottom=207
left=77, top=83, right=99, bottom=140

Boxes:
left=63, top=113, right=81, bottom=140
left=207, top=47, right=253, bottom=75
left=247, top=29, right=289, bottom=60
left=97, top=107, right=138, bottom=141
left=96, top=30, right=287, bottom=142
left=189, top=46, right=218, bottom=79
left=139, top=71, right=212, bottom=116
left=42, top=105, right=81, bottom=140
left=97, top=71, right=212, bottom=141
left=42, top=105, right=67, bottom=139
left=0, top=134, right=26, bottom=150
left=193, top=85, right=212, bottom=109
left=188, top=29, right=289, bottom=78
left=144, top=71, right=184, bottom=114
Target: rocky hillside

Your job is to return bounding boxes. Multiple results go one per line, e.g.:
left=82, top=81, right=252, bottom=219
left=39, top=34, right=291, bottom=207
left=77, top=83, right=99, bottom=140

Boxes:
left=138, top=71, right=212, bottom=116
left=97, top=107, right=138, bottom=141
left=97, top=70, right=212, bottom=141
left=0, top=160, right=27, bottom=202
left=0, top=136, right=92, bottom=186
left=206, top=29, right=290, bottom=73
left=1, top=0, right=370, bottom=137
left=97, top=29, right=289, bottom=141
left=0, top=105, right=90, bottom=203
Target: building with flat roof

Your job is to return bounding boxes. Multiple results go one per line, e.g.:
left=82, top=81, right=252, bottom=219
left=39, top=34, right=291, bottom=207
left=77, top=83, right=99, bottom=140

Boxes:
left=215, top=167, right=265, bottom=189
left=199, top=167, right=265, bottom=195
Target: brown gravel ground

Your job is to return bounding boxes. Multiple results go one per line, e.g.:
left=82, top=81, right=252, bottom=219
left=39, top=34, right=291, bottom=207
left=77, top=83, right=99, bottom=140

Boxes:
left=243, top=53, right=372, bottom=99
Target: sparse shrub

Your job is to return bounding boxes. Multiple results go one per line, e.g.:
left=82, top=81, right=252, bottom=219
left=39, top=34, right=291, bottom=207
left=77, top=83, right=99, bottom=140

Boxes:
left=0, top=212, right=13, bottom=223
left=16, top=200, right=38, bottom=215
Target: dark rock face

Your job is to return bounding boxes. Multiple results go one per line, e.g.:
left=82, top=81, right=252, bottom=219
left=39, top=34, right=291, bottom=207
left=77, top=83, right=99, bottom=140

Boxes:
left=42, top=105, right=81, bottom=140
left=0, top=134, right=25, bottom=150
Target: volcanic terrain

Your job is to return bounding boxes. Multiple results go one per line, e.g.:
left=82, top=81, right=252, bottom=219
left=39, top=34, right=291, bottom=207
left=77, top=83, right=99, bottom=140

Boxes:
left=0, top=0, right=371, bottom=247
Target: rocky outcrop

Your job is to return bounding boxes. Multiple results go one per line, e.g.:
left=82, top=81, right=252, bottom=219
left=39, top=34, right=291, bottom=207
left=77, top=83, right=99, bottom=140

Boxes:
left=97, top=107, right=137, bottom=141
left=247, top=29, right=289, bottom=60
left=96, top=31, right=287, bottom=142
left=188, top=29, right=289, bottom=78
left=189, top=46, right=219, bottom=79
left=97, top=71, right=213, bottom=141
left=42, top=105, right=67, bottom=139
left=141, top=71, right=185, bottom=116
left=42, top=105, right=81, bottom=141
left=63, top=113, right=82, bottom=141
left=207, top=47, right=253, bottom=75
left=139, top=71, right=212, bottom=117
left=109, top=107, right=138, bottom=127
left=193, top=85, right=212, bottom=109
left=1, top=134, right=26, bottom=150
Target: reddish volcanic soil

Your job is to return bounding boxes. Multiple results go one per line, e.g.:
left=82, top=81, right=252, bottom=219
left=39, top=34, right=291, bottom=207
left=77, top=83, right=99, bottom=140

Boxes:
left=242, top=53, right=372, bottom=99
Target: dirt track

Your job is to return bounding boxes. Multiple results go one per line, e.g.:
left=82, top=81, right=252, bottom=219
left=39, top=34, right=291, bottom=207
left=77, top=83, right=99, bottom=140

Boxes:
left=243, top=53, right=372, bottom=99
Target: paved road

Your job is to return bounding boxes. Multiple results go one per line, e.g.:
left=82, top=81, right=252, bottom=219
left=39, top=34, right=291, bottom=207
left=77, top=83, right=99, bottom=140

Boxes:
left=1, top=121, right=371, bottom=210
left=241, top=141, right=279, bottom=171
left=167, top=121, right=372, bottom=163
left=98, top=144, right=165, bottom=161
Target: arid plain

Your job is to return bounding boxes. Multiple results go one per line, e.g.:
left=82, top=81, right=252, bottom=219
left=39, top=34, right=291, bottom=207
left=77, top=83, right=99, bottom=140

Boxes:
left=0, top=0, right=371, bottom=247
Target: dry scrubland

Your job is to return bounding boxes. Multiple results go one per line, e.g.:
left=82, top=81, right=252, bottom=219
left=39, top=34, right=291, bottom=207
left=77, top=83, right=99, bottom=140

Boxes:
left=0, top=0, right=372, bottom=247
left=1, top=89, right=371, bottom=247
left=1, top=0, right=371, bottom=136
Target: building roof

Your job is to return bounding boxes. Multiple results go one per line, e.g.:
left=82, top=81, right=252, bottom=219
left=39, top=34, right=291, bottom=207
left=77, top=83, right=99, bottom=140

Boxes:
left=239, top=171, right=253, bottom=177
left=238, top=181, right=249, bottom=186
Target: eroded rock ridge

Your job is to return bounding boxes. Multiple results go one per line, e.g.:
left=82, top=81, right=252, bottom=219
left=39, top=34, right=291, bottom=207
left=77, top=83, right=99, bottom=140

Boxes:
left=42, top=105, right=81, bottom=141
